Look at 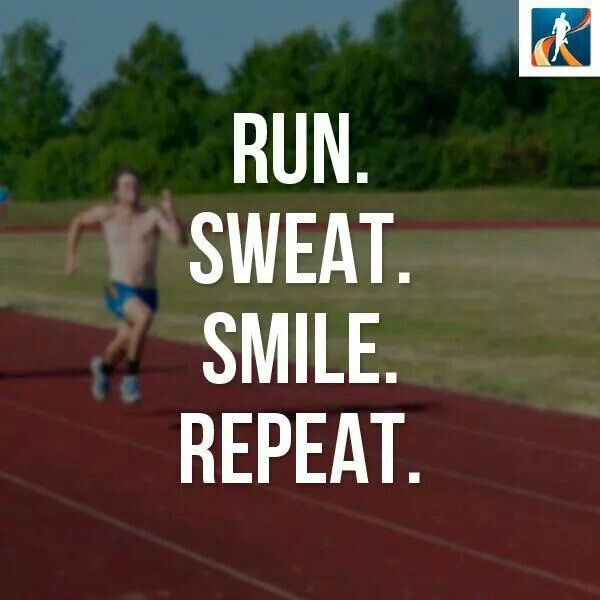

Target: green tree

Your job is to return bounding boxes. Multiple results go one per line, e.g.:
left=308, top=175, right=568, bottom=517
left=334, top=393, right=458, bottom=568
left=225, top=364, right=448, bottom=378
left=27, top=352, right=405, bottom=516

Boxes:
left=312, top=40, right=441, bottom=187
left=374, top=0, right=474, bottom=122
left=454, top=83, right=507, bottom=131
left=17, top=135, right=96, bottom=201
left=0, top=21, right=70, bottom=159
left=548, top=80, right=600, bottom=185
left=313, top=41, right=437, bottom=139
left=491, top=43, right=553, bottom=115
left=75, top=23, right=210, bottom=149
left=91, top=138, right=174, bottom=192
left=229, top=29, right=332, bottom=114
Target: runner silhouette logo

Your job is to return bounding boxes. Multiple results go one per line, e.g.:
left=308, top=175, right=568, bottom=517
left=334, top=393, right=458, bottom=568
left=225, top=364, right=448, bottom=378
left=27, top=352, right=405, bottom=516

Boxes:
left=532, top=8, right=591, bottom=66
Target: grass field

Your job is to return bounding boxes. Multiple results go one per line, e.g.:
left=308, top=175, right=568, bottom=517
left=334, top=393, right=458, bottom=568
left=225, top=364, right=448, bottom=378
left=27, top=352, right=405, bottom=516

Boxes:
left=3, top=187, right=600, bottom=227
left=1, top=225, right=599, bottom=416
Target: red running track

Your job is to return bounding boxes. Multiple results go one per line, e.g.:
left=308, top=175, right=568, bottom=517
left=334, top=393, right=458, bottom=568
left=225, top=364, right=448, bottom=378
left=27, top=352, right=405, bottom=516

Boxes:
left=1, top=312, right=600, bottom=599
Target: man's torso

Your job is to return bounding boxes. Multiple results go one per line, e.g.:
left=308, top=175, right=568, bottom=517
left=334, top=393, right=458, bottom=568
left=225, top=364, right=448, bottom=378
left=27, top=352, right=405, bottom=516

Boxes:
left=102, top=207, right=160, bottom=289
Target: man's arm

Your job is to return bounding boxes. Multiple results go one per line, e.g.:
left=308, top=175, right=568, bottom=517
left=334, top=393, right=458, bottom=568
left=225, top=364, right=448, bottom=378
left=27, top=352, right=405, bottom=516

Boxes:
left=552, top=20, right=558, bottom=34
left=65, top=205, right=109, bottom=275
left=154, top=190, right=188, bottom=247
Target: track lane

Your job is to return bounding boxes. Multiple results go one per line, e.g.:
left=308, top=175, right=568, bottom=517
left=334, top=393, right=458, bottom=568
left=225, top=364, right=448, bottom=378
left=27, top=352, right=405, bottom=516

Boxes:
left=3, top=312, right=600, bottom=597
left=2, top=403, right=598, bottom=598
left=0, top=478, right=284, bottom=600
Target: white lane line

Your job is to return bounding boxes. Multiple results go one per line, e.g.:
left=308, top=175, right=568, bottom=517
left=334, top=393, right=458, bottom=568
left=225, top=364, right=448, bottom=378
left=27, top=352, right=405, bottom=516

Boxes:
left=411, top=414, right=600, bottom=462
left=2, top=398, right=600, bottom=596
left=0, top=470, right=305, bottom=600
left=266, top=484, right=600, bottom=597
left=8, top=398, right=600, bottom=516
left=361, top=447, right=600, bottom=517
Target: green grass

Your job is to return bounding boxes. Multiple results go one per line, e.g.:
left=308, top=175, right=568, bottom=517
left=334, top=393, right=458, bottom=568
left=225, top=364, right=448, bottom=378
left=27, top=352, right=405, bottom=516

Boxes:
left=1, top=228, right=600, bottom=416
left=4, top=187, right=600, bottom=227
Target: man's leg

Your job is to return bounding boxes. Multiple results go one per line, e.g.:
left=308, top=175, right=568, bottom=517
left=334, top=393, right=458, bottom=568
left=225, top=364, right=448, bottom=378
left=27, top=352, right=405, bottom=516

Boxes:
left=105, top=321, right=131, bottom=367
left=120, top=297, right=154, bottom=404
left=90, top=322, right=130, bottom=401
left=123, top=297, right=154, bottom=369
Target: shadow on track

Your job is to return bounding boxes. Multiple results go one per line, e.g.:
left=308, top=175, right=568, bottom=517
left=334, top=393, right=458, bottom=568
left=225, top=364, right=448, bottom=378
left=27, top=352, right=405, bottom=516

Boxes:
left=151, top=402, right=435, bottom=430
left=0, top=365, right=189, bottom=380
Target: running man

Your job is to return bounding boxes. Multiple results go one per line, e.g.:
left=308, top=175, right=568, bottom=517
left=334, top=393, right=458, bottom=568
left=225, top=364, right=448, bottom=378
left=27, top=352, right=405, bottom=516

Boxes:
left=65, top=167, right=187, bottom=404
left=552, top=12, right=572, bottom=63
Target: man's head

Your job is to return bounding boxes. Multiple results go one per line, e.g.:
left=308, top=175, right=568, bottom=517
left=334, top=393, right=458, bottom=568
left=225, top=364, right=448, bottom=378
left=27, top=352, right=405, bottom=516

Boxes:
left=111, top=167, right=142, bottom=207
left=561, top=12, right=566, bottom=19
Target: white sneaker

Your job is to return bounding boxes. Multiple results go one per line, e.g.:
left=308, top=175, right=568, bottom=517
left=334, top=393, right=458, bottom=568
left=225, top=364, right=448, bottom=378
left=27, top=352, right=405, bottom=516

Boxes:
left=90, top=356, right=110, bottom=401
left=121, top=375, right=142, bottom=405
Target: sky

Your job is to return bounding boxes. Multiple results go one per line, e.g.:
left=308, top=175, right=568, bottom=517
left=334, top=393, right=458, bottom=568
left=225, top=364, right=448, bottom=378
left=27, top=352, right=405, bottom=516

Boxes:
left=1, top=0, right=516, bottom=106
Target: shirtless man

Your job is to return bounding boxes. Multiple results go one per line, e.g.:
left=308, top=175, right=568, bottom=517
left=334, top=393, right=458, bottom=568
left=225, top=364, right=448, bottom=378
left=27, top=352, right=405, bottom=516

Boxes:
left=65, top=167, right=187, bottom=404
left=552, top=12, right=572, bottom=63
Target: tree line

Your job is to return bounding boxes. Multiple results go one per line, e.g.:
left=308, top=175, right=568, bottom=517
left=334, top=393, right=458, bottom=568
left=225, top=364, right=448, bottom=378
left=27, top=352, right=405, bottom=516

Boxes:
left=0, top=0, right=598, bottom=201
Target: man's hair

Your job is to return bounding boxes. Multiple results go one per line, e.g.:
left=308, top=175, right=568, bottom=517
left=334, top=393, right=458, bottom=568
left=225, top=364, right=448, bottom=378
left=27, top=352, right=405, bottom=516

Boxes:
left=110, top=166, right=142, bottom=192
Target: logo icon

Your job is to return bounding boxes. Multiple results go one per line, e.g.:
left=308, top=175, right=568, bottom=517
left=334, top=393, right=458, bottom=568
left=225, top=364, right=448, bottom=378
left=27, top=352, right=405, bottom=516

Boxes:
left=532, top=8, right=591, bottom=66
